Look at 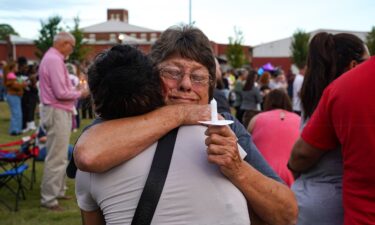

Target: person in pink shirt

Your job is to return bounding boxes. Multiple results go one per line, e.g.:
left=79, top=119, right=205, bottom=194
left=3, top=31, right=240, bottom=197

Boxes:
left=248, top=89, right=300, bottom=186
left=38, top=32, right=89, bottom=211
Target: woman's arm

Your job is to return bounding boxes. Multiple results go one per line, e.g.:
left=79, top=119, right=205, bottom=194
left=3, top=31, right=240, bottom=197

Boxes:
left=233, top=162, right=297, bottom=225
left=74, top=104, right=210, bottom=172
left=288, top=137, right=325, bottom=173
left=247, top=114, right=258, bottom=133
left=205, top=125, right=297, bottom=225
left=5, top=79, right=26, bottom=90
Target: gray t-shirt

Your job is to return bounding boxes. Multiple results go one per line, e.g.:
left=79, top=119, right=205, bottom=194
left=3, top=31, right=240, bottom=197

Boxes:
left=292, top=119, right=343, bottom=225
left=240, top=87, right=262, bottom=111
left=76, top=125, right=250, bottom=225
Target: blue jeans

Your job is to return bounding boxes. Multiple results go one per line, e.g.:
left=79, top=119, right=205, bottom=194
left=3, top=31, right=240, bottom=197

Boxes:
left=6, top=94, right=23, bottom=134
left=37, top=144, right=74, bottom=161
left=0, top=78, right=5, bottom=101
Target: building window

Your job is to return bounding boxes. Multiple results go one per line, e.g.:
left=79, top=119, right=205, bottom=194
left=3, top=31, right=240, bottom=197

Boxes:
left=140, top=33, right=147, bottom=41
left=130, top=33, right=137, bottom=38
left=110, top=33, right=117, bottom=42
left=89, top=34, right=96, bottom=42
left=150, top=33, right=157, bottom=42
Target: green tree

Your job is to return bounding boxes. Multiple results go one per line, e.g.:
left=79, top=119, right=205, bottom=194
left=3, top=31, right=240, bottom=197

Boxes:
left=366, top=26, right=375, bottom=56
left=226, top=27, right=246, bottom=68
left=68, top=16, right=91, bottom=63
left=34, top=15, right=62, bottom=59
left=0, top=24, right=19, bottom=40
left=290, top=29, right=310, bottom=69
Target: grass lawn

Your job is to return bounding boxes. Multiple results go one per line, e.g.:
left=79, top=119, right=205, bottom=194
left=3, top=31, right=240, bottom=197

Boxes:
left=0, top=101, right=93, bottom=225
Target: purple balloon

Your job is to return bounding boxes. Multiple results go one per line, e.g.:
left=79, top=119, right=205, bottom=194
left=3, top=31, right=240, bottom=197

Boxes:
left=262, top=63, right=275, bottom=71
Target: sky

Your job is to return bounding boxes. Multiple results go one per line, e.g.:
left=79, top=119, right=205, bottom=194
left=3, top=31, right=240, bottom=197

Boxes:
left=0, top=0, right=374, bottom=46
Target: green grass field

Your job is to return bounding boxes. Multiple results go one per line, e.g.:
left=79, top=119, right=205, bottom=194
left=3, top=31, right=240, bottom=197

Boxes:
left=0, top=101, right=93, bottom=225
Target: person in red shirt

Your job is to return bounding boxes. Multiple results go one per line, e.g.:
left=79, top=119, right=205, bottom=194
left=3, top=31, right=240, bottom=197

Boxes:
left=290, top=32, right=369, bottom=225
left=289, top=56, right=375, bottom=224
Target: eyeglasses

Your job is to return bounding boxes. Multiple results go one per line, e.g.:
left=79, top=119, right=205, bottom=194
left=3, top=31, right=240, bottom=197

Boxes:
left=159, top=67, right=211, bottom=86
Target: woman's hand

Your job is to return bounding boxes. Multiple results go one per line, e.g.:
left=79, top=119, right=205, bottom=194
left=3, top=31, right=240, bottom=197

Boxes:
left=204, top=125, right=244, bottom=179
left=177, top=104, right=211, bottom=125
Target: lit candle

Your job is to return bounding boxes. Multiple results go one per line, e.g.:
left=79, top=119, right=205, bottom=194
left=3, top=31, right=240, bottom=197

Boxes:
left=210, top=99, right=218, bottom=122
left=80, top=79, right=87, bottom=89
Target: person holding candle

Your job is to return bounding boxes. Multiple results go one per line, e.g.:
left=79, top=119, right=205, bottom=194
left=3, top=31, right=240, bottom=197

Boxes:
left=75, top=44, right=253, bottom=225
left=38, top=32, right=90, bottom=211
left=73, top=25, right=297, bottom=225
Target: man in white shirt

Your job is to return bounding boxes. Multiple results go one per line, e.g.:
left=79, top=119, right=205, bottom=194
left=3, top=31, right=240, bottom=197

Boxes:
left=292, top=65, right=306, bottom=115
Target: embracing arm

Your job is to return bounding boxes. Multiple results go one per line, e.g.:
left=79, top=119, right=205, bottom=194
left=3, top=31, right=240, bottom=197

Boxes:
left=231, top=161, right=297, bottom=225
left=206, top=126, right=297, bottom=225
left=288, top=137, right=325, bottom=173
left=74, top=104, right=210, bottom=172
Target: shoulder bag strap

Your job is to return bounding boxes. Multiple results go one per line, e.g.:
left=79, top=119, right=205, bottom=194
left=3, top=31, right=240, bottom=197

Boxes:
left=131, top=127, right=179, bottom=225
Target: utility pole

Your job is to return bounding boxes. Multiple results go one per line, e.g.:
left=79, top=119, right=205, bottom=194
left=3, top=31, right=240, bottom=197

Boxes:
left=189, top=0, right=192, bottom=25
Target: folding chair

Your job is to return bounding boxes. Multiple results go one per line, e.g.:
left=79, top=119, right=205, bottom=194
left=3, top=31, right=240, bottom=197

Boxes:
left=0, top=134, right=38, bottom=190
left=0, top=164, right=29, bottom=211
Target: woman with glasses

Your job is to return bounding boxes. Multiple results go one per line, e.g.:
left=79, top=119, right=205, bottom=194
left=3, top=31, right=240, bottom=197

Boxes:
left=289, top=32, right=370, bottom=225
left=74, top=25, right=298, bottom=225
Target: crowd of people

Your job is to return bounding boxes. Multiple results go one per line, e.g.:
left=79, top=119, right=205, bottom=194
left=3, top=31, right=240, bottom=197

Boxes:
left=0, top=24, right=374, bottom=224
left=1, top=32, right=93, bottom=211
left=0, top=47, right=94, bottom=137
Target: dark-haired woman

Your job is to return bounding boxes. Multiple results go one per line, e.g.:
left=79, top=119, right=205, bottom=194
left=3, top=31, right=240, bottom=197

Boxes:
left=248, top=89, right=300, bottom=186
left=289, top=32, right=370, bottom=225
left=240, top=69, right=262, bottom=127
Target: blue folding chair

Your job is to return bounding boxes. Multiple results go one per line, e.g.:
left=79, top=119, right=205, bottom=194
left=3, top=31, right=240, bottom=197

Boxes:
left=0, top=134, right=38, bottom=190
left=0, top=164, right=29, bottom=211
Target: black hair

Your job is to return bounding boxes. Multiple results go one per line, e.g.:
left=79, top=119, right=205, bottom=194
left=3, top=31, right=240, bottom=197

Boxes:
left=17, top=56, right=27, bottom=67
left=243, top=69, right=257, bottom=91
left=88, top=44, right=164, bottom=120
left=301, top=32, right=366, bottom=119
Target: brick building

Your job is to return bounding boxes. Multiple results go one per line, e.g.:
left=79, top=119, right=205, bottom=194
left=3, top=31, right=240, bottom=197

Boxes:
left=81, top=9, right=162, bottom=60
left=0, top=8, right=252, bottom=67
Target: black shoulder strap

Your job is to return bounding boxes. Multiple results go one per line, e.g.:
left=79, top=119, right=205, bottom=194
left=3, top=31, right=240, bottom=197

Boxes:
left=131, top=128, right=179, bottom=225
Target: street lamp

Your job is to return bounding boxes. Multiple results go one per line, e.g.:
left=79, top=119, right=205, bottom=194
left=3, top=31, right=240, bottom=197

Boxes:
left=118, top=33, right=125, bottom=43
